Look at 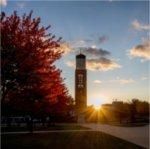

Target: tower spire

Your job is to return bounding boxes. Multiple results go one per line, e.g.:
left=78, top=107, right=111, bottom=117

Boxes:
left=79, top=49, right=81, bottom=54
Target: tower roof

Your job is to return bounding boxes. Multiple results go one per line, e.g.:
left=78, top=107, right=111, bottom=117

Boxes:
left=76, top=53, right=86, bottom=59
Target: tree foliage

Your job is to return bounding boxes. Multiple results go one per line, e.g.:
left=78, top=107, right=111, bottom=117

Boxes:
left=1, top=11, right=70, bottom=117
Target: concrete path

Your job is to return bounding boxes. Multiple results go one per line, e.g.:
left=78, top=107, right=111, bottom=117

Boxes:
left=82, top=123, right=149, bottom=149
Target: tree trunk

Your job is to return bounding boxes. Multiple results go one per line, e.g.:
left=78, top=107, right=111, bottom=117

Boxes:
left=1, top=84, right=8, bottom=104
left=27, top=116, right=33, bottom=133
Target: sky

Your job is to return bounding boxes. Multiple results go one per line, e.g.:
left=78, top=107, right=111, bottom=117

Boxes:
left=1, top=0, right=150, bottom=106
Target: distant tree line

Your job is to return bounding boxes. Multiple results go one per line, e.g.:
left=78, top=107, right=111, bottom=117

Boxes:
left=86, top=99, right=149, bottom=124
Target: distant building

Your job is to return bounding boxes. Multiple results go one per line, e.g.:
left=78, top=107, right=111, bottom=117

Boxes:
left=75, top=53, right=87, bottom=123
left=112, top=101, right=123, bottom=107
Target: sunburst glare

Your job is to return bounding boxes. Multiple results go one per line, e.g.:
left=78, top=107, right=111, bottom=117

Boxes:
left=94, top=105, right=101, bottom=111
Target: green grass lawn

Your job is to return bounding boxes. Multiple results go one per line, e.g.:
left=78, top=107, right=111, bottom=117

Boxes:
left=1, top=124, right=90, bottom=132
left=2, top=131, right=145, bottom=149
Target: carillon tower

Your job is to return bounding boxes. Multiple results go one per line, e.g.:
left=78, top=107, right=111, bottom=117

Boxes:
left=75, top=53, right=87, bottom=115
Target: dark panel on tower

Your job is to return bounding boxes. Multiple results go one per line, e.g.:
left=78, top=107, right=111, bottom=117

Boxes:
left=75, top=53, right=87, bottom=112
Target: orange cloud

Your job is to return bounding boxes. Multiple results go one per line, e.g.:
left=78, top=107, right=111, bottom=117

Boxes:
left=66, top=57, right=121, bottom=71
left=110, top=78, right=135, bottom=84
left=66, top=61, right=75, bottom=68
left=132, top=19, right=150, bottom=31
left=79, top=47, right=110, bottom=57
left=93, top=80, right=102, bottom=84
left=129, top=40, right=150, bottom=60
left=86, top=58, right=121, bottom=71
left=58, top=42, right=72, bottom=55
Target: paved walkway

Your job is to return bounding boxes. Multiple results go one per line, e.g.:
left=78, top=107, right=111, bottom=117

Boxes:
left=82, top=123, right=149, bottom=149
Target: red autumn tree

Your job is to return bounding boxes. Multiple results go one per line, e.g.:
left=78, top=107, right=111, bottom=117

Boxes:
left=1, top=11, right=71, bottom=119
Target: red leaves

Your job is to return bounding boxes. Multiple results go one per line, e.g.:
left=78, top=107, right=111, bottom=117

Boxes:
left=1, top=11, right=71, bottom=116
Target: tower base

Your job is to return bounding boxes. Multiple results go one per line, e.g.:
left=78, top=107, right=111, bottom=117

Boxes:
left=77, top=114, right=86, bottom=123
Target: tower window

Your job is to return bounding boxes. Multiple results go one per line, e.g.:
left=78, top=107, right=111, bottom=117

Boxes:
left=78, top=74, right=84, bottom=88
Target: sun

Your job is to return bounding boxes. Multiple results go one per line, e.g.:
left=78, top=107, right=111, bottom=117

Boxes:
left=94, top=105, right=101, bottom=111
left=88, top=95, right=108, bottom=108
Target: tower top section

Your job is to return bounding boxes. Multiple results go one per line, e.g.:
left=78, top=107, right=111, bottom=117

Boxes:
left=76, top=53, right=86, bottom=59
left=76, top=53, right=86, bottom=70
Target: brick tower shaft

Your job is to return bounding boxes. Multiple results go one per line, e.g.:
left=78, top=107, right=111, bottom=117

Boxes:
left=75, top=53, right=87, bottom=113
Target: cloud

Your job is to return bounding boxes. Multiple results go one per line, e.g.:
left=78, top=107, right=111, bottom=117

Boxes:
left=80, top=47, right=110, bottom=57
left=129, top=40, right=150, bottom=60
left=66, top=46, right=121, bottom=71
left=87, top=58, right=121, bottom=71
left=0, top=0, right=7, bottom=6
left=132, top=19, right=150, bottom=31
left=57, top=42, right=72, bottom=55
left=93, top=80, right=102, bottom=84
left=98, top=35, right=109, bottom=44
left=141, top=77, right=147, bottom=81
left=119, top=79, right=135, bottom=84
left=66, top=36, right=120, bottom=71
left=66, top=61, right=75, bottom=68
left=66, top=58, right=121, bottom=71
left=110, top=78, right=135, bottom=84
left=16, top=2, right=26, bottom=9
left=69, top=35, right=109, bottom=49
left=70, top=39, right=87, bottom=48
